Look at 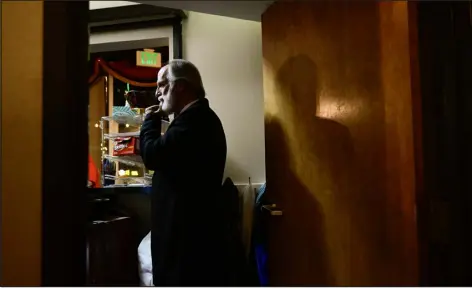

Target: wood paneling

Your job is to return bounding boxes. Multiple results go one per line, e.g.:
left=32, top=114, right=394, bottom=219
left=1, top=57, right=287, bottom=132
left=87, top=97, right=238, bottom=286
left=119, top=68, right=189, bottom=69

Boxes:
left=89, top=77, right=106, bottom=186
left=262, top=1, right=419, bottom=286
left=1, top=1, right=44, bottom=286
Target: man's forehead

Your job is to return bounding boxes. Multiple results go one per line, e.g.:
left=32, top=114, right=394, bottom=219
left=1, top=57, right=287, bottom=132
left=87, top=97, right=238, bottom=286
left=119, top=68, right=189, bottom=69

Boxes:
left=157, top=65, right=169, bottom=82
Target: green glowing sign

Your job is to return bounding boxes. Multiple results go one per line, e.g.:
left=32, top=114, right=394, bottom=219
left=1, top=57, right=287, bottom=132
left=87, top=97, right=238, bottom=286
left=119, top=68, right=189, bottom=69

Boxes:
left=136, top=50, right=161, bottom=68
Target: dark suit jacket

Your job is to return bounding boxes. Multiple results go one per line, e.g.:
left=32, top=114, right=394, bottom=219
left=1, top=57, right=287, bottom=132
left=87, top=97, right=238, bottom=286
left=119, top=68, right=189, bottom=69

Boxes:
left=140, top=98, right=227, bottom=286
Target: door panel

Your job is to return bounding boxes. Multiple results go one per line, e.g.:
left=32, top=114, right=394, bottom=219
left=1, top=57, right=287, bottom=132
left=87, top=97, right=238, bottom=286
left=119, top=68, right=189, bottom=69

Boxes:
left=262, top=1, right=419, bottom=286
left=1, top=1, right=44, bottom=285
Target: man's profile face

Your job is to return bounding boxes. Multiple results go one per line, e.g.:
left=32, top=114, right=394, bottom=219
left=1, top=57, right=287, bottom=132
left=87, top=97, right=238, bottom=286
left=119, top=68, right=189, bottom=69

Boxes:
left=156, top=66, right=175, bottom=114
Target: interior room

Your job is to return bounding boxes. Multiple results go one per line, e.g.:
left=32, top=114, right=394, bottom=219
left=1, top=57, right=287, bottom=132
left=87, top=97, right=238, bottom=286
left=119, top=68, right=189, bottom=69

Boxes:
left=86, top=1, right=267, bottom=285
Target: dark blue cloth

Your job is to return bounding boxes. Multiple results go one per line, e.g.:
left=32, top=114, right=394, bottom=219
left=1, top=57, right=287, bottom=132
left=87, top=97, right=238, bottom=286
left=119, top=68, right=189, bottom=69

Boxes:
left=252, top=183, right=269, bottom=286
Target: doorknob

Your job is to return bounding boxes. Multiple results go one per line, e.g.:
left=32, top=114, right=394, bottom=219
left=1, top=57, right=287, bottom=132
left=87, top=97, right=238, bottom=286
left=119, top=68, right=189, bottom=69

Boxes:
left=262, top=204, right=283, bottom=216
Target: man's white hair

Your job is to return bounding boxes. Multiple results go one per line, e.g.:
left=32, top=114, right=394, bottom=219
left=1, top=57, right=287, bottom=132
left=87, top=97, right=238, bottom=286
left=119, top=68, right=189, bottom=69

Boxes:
left=166, top=59, right=206, bottom=98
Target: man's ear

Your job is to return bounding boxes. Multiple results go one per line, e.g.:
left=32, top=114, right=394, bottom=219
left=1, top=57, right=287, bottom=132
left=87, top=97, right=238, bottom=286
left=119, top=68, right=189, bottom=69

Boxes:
left=174, top=82, right=185, bottom=93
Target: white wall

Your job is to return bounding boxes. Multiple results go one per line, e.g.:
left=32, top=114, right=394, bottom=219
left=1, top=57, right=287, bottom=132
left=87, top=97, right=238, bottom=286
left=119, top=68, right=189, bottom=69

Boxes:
left=183, top=12, right=266, bottom=184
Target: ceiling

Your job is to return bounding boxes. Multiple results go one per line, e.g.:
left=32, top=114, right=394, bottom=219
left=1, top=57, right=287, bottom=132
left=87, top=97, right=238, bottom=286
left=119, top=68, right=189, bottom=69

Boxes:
left=89, top=1, right=139, bottom=10
left=89, top=1, right=274, bottom=22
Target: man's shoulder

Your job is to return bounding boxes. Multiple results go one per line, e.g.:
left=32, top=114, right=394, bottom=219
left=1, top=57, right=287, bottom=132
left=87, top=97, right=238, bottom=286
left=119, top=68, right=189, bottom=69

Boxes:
left=175, top=105, right=224, bottom=137
left=178, top=102, right=220, bottom=124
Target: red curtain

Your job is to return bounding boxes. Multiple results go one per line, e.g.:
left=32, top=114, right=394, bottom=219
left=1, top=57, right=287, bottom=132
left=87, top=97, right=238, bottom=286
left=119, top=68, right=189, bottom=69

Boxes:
left=89, top=58, right=159, bottom=88
left=108, top=60, right=159, bottom=82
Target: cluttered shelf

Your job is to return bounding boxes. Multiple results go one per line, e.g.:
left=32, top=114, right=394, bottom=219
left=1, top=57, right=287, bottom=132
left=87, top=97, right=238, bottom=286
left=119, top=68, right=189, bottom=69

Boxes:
left=103, top=174, right=151, bottom=185
left=101, top=115, right=143, bottom=126
left=101, top=114, right=170, bottom=127
left=104, top=131, right=140, bottom=140
left=103, top=154, right=145, bottom=167
left=98, top=90, right=170, bottom=189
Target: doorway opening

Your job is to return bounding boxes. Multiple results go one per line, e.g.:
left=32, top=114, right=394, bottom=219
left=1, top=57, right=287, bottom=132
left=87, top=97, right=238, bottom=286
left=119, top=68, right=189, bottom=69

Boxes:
left=85, top=1, right=267, bottom=286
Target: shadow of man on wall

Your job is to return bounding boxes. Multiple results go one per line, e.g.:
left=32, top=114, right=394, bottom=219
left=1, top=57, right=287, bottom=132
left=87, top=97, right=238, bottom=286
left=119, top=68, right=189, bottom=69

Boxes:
left=265, top=117, right=334, bottom=286
left=265, top=54, right=363, bottom=285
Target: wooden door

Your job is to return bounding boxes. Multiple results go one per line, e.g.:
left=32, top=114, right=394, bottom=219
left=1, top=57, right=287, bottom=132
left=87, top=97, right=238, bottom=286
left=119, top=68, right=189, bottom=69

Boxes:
left=2, top=1, right=44, bottom=285
left=261, top=1, right=420, bottom=286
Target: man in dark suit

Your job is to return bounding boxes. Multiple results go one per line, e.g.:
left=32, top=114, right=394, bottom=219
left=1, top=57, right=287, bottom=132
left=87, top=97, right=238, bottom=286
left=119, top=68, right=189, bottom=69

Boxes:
left=140, top=59, right=227, bottom=286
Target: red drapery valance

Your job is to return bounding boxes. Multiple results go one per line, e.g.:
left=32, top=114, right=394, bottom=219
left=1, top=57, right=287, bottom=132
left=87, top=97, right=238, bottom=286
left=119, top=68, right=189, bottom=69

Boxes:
left=89, top=58, right=159, bottom=87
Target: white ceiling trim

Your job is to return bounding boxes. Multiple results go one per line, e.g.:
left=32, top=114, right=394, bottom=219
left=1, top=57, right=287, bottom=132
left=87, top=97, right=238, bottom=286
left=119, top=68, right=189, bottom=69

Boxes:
left=134, top=1, right=274, bottom=22
left=90, top=26, right=173, bottom=58
left=89, top=1, right=139, bottom=10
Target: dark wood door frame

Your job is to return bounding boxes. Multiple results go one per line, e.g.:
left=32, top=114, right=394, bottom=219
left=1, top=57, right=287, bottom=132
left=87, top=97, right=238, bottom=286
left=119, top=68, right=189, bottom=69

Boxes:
left=415, top=1, right=472, bottom=286
left=42, top=1, right=89, bottom=285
